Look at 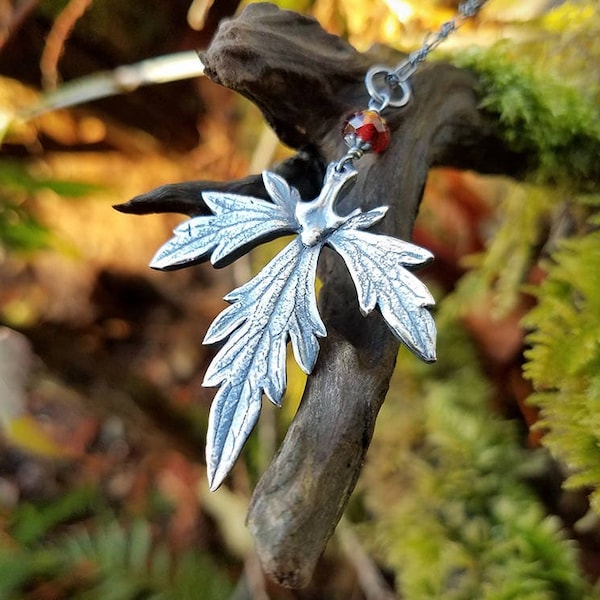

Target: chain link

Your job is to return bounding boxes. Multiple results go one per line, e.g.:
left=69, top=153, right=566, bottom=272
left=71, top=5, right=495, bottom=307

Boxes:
left=365, top=0, right=487, bottom=110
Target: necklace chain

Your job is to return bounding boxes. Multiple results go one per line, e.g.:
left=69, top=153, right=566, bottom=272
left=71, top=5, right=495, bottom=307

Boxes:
left=337, top=0, right=487, bottom=171
left=365, top=0, right=487, bottom=112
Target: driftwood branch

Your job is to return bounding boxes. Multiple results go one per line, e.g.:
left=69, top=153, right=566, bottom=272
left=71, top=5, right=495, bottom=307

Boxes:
left=115, top=150, right=325, bottom=216
left=117, top=2, right=525, bottom=588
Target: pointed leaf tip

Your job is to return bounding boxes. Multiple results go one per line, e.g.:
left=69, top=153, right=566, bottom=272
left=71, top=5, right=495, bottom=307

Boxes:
left=149, top=249, right=187, bottom=271
left=149, top=254, right=169, bottom=270
left=149, top=256, right=169, bottom=271
left=207, top=468, right=224, bottom=491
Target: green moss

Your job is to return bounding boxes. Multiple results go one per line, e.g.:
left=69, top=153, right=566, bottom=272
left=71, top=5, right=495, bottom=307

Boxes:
left=436, top=3, right=600, bottom=546
left=443, top=181, right=559, bottom=318
left=452, top=44, right=600, bottom=191
left=360, top=324, right=594, bottom=599
left=0, top=512, right=234, bottom=599
left=524, top=230, right=600, bottom=513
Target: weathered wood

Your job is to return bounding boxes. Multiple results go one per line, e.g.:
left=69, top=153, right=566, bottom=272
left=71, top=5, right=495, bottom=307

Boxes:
left=115, top=150, right=326, bottom=217
left=118, top=2, right=524, bottom=588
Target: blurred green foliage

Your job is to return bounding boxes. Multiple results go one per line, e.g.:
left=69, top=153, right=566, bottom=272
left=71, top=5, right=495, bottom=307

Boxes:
left=0, top=199, right=52, bottom=253
left=0, top=160, right=101, bottom=254
left=362, top=323, right=596, bottom=599
left=524, top=229, right=600, bottom=515
left=0, top=485, right=233, bottom=600
left=444, top=4, right=600, bottom=525
left=10, top=485, right=100, bottom=546
left=443, top=182, right=558, bottom=317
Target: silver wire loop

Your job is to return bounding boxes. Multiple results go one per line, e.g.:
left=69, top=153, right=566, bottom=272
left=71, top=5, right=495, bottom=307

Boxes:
left=363, top=0, right=486, bottom=113
left=335, top=147, right=365, bottom=172
left=365, top=65, right=412, bottom=110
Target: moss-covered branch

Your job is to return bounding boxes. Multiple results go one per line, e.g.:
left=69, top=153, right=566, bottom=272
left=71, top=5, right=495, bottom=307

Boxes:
left=453, top=44, right=600, bottom=192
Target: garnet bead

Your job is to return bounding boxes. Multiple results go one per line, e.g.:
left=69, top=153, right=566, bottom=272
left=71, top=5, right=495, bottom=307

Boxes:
left=342, top=109, right=391, bottom=154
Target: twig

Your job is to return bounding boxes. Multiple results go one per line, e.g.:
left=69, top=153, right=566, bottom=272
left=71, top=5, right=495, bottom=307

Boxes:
left=337, top=519, right=397, bottom=600
left=230, top=553, right=270, bottom=600
left=18, top=51, right=205, bottom=120
left=244, top=551, right=270, bottom=600
left=40, top=0, right=94, bottom=89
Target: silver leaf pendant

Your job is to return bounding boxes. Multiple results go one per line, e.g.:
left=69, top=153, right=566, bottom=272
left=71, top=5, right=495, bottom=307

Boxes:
left=151, top=162, right=436, bottom=490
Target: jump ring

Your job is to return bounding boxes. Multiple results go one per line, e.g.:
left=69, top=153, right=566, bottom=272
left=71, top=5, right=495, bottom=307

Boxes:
left=365, top=65, right=412, bottom=110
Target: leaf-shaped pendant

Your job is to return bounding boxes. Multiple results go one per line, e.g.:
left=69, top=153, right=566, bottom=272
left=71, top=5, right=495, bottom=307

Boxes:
left=151, top=162, right=436, bottom=489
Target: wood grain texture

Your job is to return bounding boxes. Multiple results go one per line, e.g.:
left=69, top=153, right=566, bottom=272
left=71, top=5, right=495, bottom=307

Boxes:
left=118, top=2, right=525, bottom=587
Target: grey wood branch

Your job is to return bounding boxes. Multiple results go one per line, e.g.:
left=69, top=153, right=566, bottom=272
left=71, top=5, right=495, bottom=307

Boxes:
left=116, top=2, right=525, bottom=588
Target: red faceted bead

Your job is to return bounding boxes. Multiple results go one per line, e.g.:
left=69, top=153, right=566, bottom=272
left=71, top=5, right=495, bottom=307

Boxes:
left=342, top=109, right=391, bottom=154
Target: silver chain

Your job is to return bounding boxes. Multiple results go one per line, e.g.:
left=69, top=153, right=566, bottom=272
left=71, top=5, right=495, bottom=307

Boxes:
left=365, top=0, right=487, bottom=111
